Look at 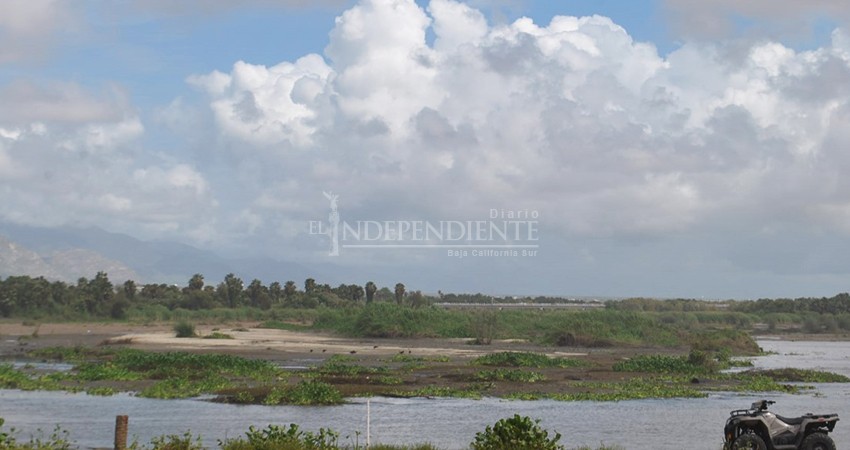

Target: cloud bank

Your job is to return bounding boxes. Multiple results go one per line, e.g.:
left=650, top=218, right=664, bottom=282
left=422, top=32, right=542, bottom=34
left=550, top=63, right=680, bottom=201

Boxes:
left=4, top=0, right=850, bottom=296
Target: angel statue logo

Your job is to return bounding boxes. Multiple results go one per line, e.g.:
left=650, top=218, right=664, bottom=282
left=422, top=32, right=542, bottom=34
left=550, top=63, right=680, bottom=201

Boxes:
left=323, top=191, right=340, bottom=256
left=309, top=192, right=540, bottom=258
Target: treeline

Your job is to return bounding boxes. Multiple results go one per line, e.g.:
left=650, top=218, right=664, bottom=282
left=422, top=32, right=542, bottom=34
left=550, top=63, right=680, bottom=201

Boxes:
left=608, top=294, right=850, bottom=315
left=436, top=292, right=598, bottom=305
left=0, top=272, right=428, bottom=319
left=732, top=293, right=850, bottom=315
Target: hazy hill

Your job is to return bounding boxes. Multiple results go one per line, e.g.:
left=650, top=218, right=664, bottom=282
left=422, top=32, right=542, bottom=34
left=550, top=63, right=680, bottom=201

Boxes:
left=0, top=223, right=314, bottom=286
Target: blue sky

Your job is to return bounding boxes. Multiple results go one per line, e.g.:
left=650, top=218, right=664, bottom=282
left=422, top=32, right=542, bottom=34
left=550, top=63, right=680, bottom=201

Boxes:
left=3, top=0, right=850, bottom=298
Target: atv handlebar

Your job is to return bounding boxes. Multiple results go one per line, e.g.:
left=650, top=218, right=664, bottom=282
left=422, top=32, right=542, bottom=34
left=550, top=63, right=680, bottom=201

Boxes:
left=751, top=400, right=775, bottom=411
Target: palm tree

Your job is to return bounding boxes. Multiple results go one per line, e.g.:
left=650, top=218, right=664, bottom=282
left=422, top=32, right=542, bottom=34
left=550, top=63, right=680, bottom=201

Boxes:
left=365, top=281, right=377, bottom=304
left=394, top=283, right=406, bottom=305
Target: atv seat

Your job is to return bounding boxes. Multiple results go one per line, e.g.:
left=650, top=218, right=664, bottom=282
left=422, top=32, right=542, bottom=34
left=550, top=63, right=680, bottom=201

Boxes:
left=777, top=415, right=805, bottom=425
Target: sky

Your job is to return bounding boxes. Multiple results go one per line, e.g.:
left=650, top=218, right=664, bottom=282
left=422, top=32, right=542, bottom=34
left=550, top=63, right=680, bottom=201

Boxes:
left=3, top=0, right=850, bottom=299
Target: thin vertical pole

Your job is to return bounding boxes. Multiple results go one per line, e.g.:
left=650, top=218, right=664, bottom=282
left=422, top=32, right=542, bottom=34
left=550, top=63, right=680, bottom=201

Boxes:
left=366, top=398, right=371, bottom=448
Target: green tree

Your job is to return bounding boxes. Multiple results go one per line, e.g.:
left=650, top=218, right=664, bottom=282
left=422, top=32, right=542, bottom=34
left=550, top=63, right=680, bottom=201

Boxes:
left=269, top=281, right=283, bottom=304
left=365, top=281, right=377, bottom=304
left=84, top=272, right=114, bottom=316
left=351, top=284, right=364, bottom=302
left=305, top=278, right=316, bottom=294
left=187, top=273, right=205, bottom=291
left=217, top=273, right=244, bottom=308
left=394, top=283, right=406, bottom=305
left=246, top=279, right=271, bottom=309
left=284, top=281, right=298, bottom=299
left=408, top=290, right=428, bottom=308
left=123, top=279, right=136, bottom=301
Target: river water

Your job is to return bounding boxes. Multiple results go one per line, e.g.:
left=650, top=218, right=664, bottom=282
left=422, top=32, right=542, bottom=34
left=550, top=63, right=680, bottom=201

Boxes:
left=1, top=340, right=848, bottom=450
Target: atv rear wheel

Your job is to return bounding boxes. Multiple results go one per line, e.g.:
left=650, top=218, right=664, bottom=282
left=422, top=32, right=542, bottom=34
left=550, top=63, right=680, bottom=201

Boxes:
left=732, top=433, right=767, bottom=450
left=801, top=432, right=837, bottom=450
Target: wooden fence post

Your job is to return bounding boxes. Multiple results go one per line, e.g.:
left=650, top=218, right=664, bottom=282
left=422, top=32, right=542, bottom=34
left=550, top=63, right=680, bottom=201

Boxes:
left=114, top=415, right=128, bottom=450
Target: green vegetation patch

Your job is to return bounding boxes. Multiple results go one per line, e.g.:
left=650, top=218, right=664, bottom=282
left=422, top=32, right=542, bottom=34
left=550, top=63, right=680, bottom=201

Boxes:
left=745, top=368, right=850, bottom=383
left=111, top=349, right=276, bottom=379
left=389, top=385, right=485, bottom=400
left=140, top=375, right=232, bottom=399
left=203, top=332, right=235, bottom=339
left=266, top=380, right=344, bottom=405
left=0, top=364, right=64, bottom=391
left=473, top=352, right=586, bottom=369
left=613, top=354, right=704, bottom=374
left=474, top=369, right=546, bottom=383
left=173, top=321, right=197, bottom=338
left=27, top=345, right=102, bottom=362
left=511, top=378, right=707, bottom=402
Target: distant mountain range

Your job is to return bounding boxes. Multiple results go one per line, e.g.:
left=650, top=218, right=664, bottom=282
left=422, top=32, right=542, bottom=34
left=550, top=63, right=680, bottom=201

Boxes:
left=0, top=223, right=315, bottom=286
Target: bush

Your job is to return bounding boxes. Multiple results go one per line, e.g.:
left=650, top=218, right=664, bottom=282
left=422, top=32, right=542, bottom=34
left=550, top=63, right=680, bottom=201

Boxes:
left=219, top=424, right=338, bottom=450
left=0, top=418, right=73, bottom=450
left=173, top=321, right=196, bottom=338
left=471, top=415, right=563, bottom=450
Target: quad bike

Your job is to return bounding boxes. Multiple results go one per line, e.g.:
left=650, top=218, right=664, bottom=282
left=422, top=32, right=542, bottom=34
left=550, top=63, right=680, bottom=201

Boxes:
left=724, top=400, right=839, bottom=450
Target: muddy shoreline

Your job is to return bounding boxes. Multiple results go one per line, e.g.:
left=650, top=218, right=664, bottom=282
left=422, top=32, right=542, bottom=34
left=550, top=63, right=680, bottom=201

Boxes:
left=1, top=321, right=846, bottom=401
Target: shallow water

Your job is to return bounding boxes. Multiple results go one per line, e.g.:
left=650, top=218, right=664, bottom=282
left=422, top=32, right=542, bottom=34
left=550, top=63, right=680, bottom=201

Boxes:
left=1, top=340, right=848, bottom=450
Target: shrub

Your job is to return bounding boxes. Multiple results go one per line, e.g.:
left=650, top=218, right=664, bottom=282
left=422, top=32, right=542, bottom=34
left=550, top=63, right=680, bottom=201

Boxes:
left=219, top=424, right=339, bottom=450
left=471, top=415, right=563, bottom=450
left=147, top=432, right=202, bottom=450
left=173, top=321, right=196, bottom=338
left=0, top=418, right=73, bottom=450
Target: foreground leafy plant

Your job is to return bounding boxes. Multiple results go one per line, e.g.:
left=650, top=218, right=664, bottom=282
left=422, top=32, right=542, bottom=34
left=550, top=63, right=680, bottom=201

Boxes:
left=471, top=415, right=563, bottom=450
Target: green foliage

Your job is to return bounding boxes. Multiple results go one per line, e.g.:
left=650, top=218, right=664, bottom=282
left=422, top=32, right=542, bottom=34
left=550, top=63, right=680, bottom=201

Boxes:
left=219, top=424, right=340, bottom=450
left=0, top=419, right=72, bottom=450
left=387, top=354, right=450, bottom=364
left=745, top=368, right=850, bottom=383
left=531, top=378, right=707, bottom=402
left=27, top=345, right=97, bottom=361
left=313, top=303, right=468, bottom=338
left=203, top=332, right=234, bottom=339
left=686, top=330, right=761, bottom=354
left=472, top=352, right=585, bottom=368
left=173, top=321, right=197, bottom=338
left=283, top=380, right=343, bottom=405
left=390, top=385, right=484, bottom=399
left=613, top=352, right=713, bottom=374
left=318, top=360, right=388, bottom=377
left=255, top=381, right=343, bottom=406
left=140, top=375, right=231, bottom=399
left=471, top=415, right=563, bottom=450
left=141, top=432, right=203, bottom=450
left=111, top=350, right=275, bottom=379
left=474, top=369, right=545, bottom=383
left=74, top=362, right=141, bottom=381
left=0, top=364, right=63, bottom=391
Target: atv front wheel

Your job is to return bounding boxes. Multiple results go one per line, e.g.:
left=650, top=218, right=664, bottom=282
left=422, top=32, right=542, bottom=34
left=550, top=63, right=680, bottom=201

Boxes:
left=732, top=433, right=767, bottom=450
left=801, top=432, right=837, bottom=450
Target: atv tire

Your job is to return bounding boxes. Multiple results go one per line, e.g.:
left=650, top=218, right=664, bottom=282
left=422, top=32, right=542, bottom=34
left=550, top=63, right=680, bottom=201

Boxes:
left=801, top=432, right=837, bottom=450
left=732, top=433, right=767, bottom=450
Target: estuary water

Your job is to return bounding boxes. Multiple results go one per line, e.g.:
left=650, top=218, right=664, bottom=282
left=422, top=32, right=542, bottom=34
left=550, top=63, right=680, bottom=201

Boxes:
left=1, top=339, right=848, bottom=450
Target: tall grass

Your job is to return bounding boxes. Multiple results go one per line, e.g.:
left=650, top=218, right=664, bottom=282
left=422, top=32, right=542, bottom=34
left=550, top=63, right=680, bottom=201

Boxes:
left=300, top=304, right=764, bottom=352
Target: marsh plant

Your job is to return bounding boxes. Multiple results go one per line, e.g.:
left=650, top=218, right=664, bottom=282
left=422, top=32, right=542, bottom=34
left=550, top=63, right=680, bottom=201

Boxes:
left=173, top=321, right=197, bottom=338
